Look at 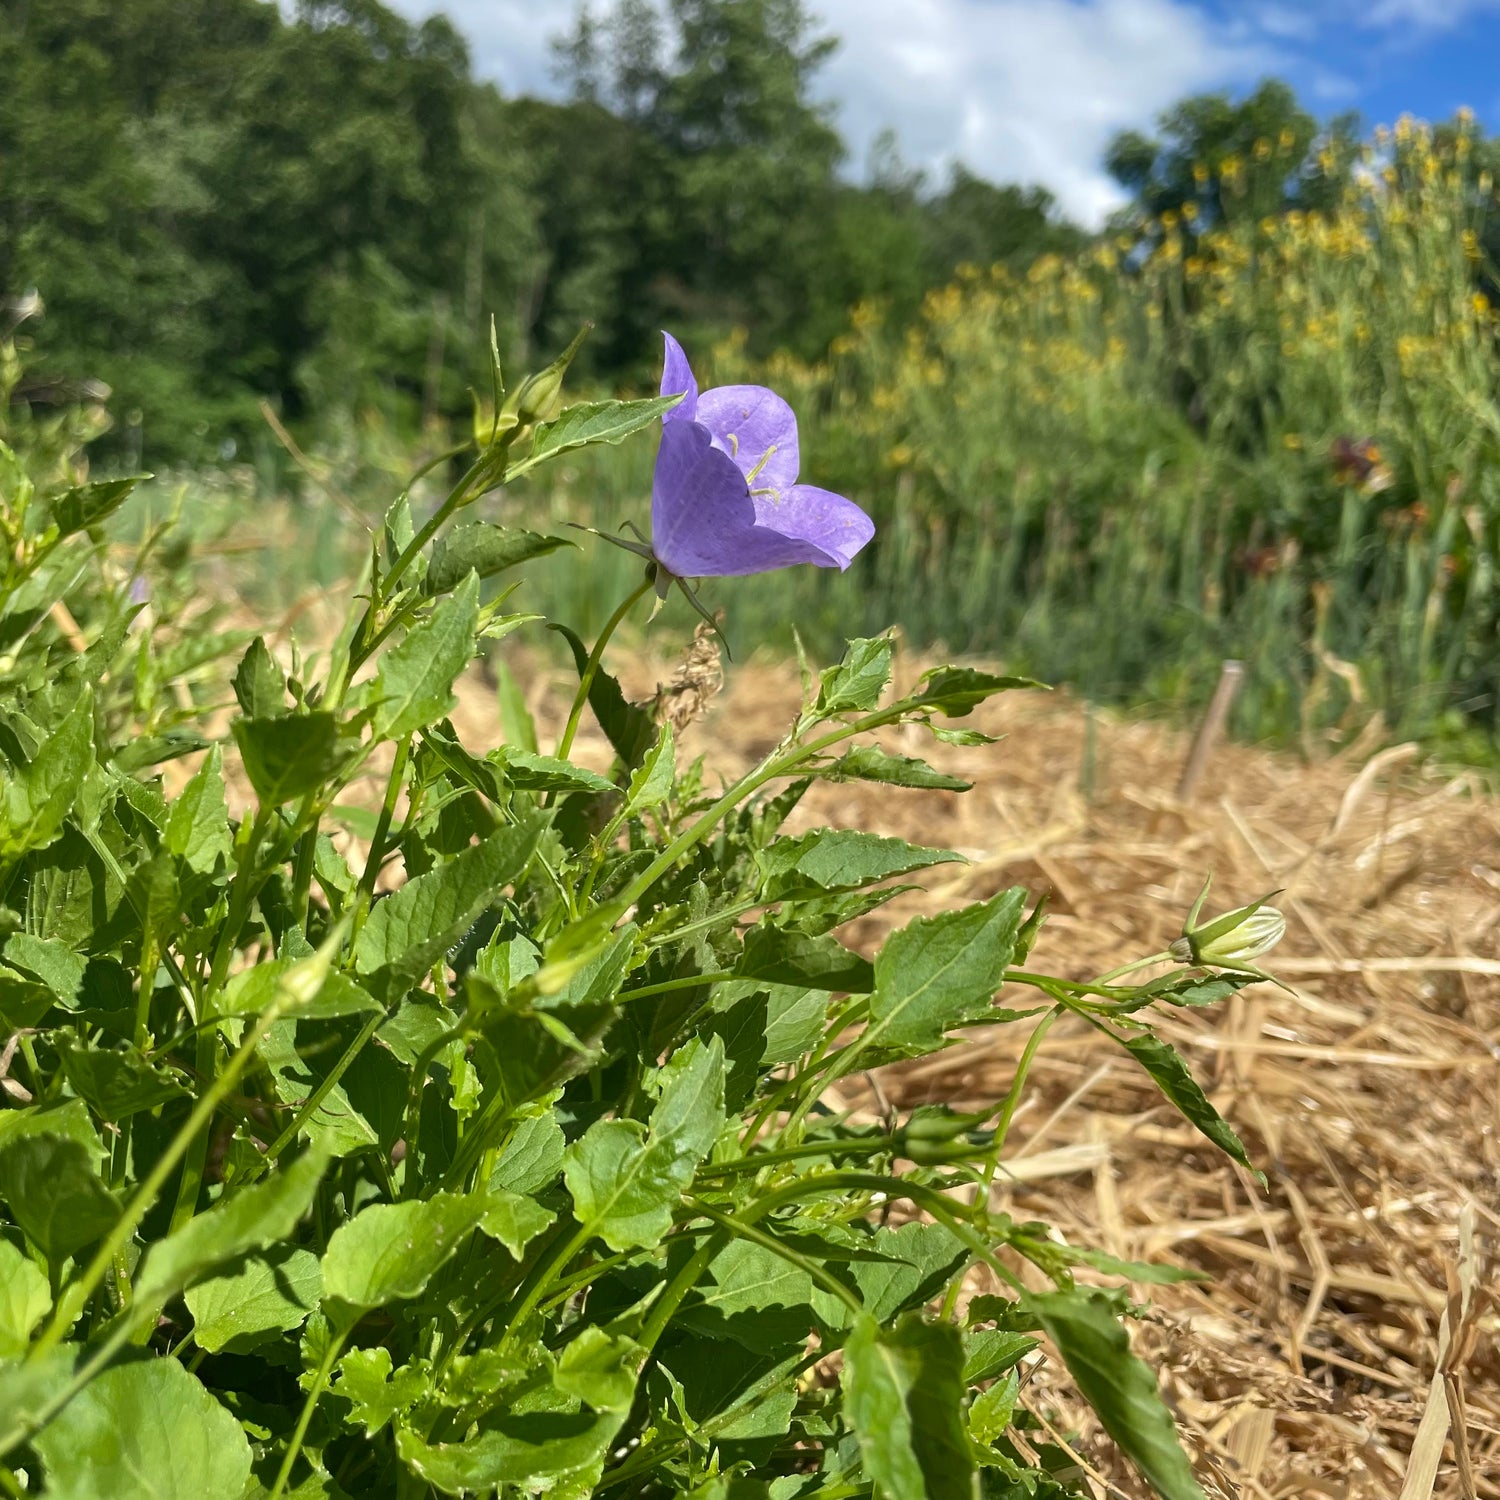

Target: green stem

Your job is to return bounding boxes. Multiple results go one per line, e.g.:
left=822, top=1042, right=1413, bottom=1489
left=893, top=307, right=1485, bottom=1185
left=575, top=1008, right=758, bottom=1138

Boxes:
left=990, top=1005, right=1063, bottom=1159
left=554, top=575, right=654, bottom=763
left=687, top=1201, right=864, bottom=1318
left=638, top=1227, right=730, bottom=1352
left=348, top=734, right=411, bottom=944
left=1094, top=950, right=1174, bottom=985
left=268, top=1323, right=349, bottom=1500
left=615, top=971, right=736, bottom=1005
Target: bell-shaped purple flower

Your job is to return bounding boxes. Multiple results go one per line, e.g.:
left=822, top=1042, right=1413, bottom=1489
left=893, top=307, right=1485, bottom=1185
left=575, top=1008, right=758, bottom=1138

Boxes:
left=649, top=333, right=873, bottom=579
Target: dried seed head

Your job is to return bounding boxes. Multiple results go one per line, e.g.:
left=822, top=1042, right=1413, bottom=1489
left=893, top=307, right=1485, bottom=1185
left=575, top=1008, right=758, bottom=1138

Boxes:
left=648, top=619, right=724, bottom=734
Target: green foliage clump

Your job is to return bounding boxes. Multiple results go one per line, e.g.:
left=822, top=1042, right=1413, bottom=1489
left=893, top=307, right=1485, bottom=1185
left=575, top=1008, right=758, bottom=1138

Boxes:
left=0, top=337, right=1268, bottom=1498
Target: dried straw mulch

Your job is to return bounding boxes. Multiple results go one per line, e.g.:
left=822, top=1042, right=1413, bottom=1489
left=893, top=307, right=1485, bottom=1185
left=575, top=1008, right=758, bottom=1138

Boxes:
left=510, top=635, right=1500, bottom=1500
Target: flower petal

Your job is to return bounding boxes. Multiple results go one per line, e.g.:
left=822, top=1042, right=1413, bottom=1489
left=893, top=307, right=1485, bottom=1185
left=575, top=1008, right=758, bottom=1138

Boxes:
left=696, top=384, right=800, bottom=496
left=764, top=485, right=876, bottom=570
left=660, top=332, right=698, bottom=423
left=651, top=421, right=843, bottom=577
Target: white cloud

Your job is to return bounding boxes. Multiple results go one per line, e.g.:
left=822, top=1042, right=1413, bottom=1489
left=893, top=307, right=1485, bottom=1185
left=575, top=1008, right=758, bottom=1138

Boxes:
left=811, top=0, right=1276, bottom=224
left=387, top=0, right=1290, bottom=225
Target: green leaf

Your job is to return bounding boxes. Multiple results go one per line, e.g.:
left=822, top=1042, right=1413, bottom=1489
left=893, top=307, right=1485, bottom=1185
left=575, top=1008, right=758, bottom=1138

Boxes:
left=676, top=1238, right=817, bottom=1351
left=354, top=820, right=539, bottom=991
left=551, top=623, right=656, bottom=768
left=0, top=687, right=94, bottom=860
left=3, top=934, right=86, bottom=1005
left=0, top=1237, right=50, bottom=1357
left=232, top=637, right=288, bottom=718
left=396, top=1396, right=625, bottom=1496
left=372, top=572, right=479, bottom=742
left=335, top=1346, right=430, bottom=1437
left=824, top=745, right=971, bottom=792
left=57, top=1038, right=190, bottom=1120
left=427, top=523, right=573, bottom=595
left=163, top=744, right=231, bottom=873
left=1144, top=971, right=1260, bottom=1008
left=31, top=1356, right=252, bottom=1500
left=133, top=1148, right=328, bottom=1308
left=478, top=1189, right=556, bottom=1260
left=184, top=1245, right=321, bottom=1353
left=623, top=721, right=674, bottom=815
left=321, top=1191, right=492, bottom=1317
left=491, top=746, right=613, bottom=794
left=962, top=1328, right=1039, bottom=1384
left=1031, top=1288, right=1209, bottom=1500
left=489, top=1112, right=565, bottom=1196
left=0, top=1134, right=120, bottom=1265
left=563, top=1036, right=724, bottom=1251
left=914, top=666, right=1039, bottom=717
left=233, top=712, right=344, bottom=805
left=1060, top=1246, right=1207, bottom=1285
left=527, top=395, right=682, bottom=462
left=756, top=829, right=962, bottom=899
left=0, top=1098, right=104, bottom=1161
left=555, top=1327, right=645, bottom=1413
left=833, top=1222, right=968, bottom=1327
left=815, top=637, right=894, bottom=714
left=842, top=1314, right=975, bottom=1500
left=46, top=475, right=148, bottom=536
left=1117, top=1030, right=1258, bottom=1176
left=736, top=924, right=874, bottom=993
left=217, top=961, right=380, bottom=1021
left=863, top=888, right=1027, bottom=1053
left=968, top=1370, right=1021, bottom=1448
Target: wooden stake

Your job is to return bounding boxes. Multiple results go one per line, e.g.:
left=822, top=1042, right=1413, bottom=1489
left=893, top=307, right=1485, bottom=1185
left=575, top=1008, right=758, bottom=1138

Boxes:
left=1176, top=659, right=1244, bottom=802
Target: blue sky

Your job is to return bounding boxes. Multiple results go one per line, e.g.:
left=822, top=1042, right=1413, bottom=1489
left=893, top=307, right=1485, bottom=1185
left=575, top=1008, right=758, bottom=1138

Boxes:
left=387, top=0, right=1500, bottom=225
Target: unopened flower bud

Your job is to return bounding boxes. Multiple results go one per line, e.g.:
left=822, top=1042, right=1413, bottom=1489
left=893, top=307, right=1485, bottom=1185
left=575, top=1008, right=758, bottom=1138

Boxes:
left=1170, top=876, right=1285, bottom=969
left=501, top=324, right=591, bottom=427
left=900, top=1105, right=986, bottom=1163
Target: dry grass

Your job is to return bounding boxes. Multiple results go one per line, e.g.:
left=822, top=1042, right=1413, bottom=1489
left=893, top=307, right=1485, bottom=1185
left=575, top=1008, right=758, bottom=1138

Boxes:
left=505, top=633, right=1500, bottom=1500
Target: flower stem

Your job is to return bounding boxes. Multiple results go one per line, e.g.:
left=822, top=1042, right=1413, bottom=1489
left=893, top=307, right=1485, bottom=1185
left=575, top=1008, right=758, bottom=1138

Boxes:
left=554, top=575, right=655, bottom=763
left=1094, top=950, right=1175, bottom=984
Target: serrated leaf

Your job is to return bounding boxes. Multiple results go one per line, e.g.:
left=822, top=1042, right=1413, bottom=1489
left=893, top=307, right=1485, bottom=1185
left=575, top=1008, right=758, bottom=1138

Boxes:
left=824, top=745, right=971, bottom=792
left=0, top=1237, right=50, bottom=1357
left=551, top=623, right=656, bottom=768
left=563, top=1036, right=724, bottom=1251
left=676, top=1238, right=817, bottom=1352
left=427, top=523, right=572, bottom=595
left=335, top=1346, right=430, bottom=1436
left=233, top=712, right=344, bottom=805
left=232, top=637, right=288, bottom=718
left=962, top=1328, right=1039, bottom=1384
left=184, top=1244, right=321, bottom=1352
left=32, top=1356, right=252, bottom=1500
left=624, top=721, right=674, bottom=815
left=756, top=829, right=961, bottom=900
left=491, top=746, right=613, bottom=794
left=1031, top=1288, right=1209, bottom=1500
left=0, top=1134, right=120, bottom=1265
left=133, top=1149, right=328, bottom=1308
left=57, top=1038, right=190, bottom=1120
left=862, top=888, right=1027, bottom=1053
left=46, top=475, right=147, bottom=536
left=321, top=1191, right=491, bottom=1316
left=842, top=1313, right=975, bottom=1500
left=816, top=637, right=894, bottom=714
left=969, top=1370, right=1021, bottom=1447
left=736, top=924, right=874, bottom=993
left=164, top=744, right=231, bottom=873
left=354, top=819, right=539, bottom=991
left=527, top=395, right=681, bottom=462
left=914, top=666, right=1038, bottom=718
left=1117, top=1030, right=1258, bottom=1175
left=489, top=1112, right=565, bottom=1196
left=373, top=572, right=479, bottom=740
left=832, top=1222, right=968, bottom=1328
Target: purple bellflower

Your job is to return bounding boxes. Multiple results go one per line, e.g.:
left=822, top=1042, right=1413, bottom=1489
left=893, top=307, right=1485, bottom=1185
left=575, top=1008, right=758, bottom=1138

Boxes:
left=647, top=333, right=874, bottom=582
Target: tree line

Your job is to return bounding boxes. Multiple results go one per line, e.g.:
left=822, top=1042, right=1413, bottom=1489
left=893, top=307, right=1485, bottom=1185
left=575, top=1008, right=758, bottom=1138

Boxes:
left=1, top=0, right=1491, bottom=461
